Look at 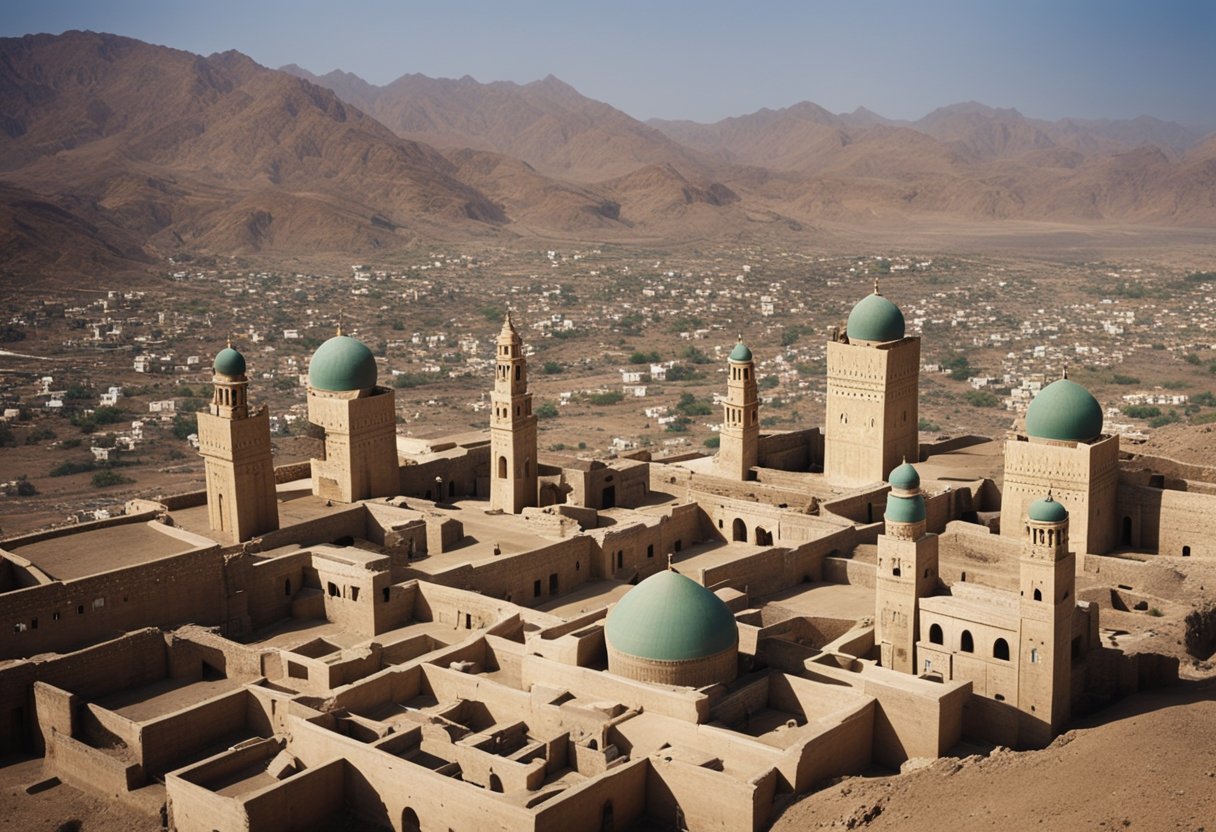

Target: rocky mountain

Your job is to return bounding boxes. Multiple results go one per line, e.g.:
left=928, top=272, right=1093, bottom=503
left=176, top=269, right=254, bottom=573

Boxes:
left=0, top=31, right=513, bottom=269
left=280, top=65, right=720, bottom=184
left=1, top=31, right=1213, bottom=279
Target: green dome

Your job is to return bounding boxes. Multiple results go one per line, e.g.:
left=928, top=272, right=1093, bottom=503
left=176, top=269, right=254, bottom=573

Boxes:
left=308, top=335, right=377, bottom=392
left=213, top=346, right=246, bottom=377
left=1029, top=495, right=1068, bottom=523
left=885, top=493, right=926, bottom=524
left=889, top=461, right=920, bottom=491
left=605, top=571, right=738, bottom=662
left=847, top=292, right=905, bottom=343
left=1025, top=379, right=1103, bottom=442
left=729, top=340, right=753, bottom=362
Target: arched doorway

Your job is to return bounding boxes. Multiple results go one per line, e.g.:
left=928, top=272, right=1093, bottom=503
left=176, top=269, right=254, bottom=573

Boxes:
left=755, top=527, right=772, bottom=546
left=497, top=456, right=507, bottom=478
left=960, top=630, right=974, bottom=653
left=402, top=807, right=420, bottom=832
left=993, top=638, right=1010, bottom=660
left=732, top=518, right=746, bottom=541
left=929, top=624, right=943, bottom=644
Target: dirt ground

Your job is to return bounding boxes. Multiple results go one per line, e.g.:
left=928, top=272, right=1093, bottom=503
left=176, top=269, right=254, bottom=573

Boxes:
left=773, top=680, right=1216, bottom=832
left=0, top=756, right=161, bottom=832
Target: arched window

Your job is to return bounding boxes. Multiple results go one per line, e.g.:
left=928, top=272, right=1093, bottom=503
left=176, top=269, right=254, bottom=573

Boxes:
left=993, top=638, right=1010, bottom=660
left=497, top=456, right=507, bottom=478
left=1033, top=588, right=1042, bottom=602
left=929, top=624, right=943, bottom=645
left=732, top=518, right=747, bottom=541
left=960, top=630, right=974, bottom=653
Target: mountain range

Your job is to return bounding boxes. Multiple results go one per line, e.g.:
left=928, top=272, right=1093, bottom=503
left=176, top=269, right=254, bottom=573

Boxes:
left=1, top=31, right=1213, bottom=278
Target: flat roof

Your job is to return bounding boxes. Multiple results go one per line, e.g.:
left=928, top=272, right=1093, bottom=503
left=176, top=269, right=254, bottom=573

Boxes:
left=759, top=582, right=876, bottom=621
left=97, top=676, right=247, bottom=722
left=10, top=521, right=205, bottom=581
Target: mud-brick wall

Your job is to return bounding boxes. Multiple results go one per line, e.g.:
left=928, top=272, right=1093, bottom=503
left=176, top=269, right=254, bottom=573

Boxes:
left=139, top=689, right=252, bottom=776
left=533, top=758, right=648, bottom=832
left=1117, top=483, right=1216, bottom=558
left=242, top=759, right=346, bottom=831
left=0, top=629, right=167, bottom=753
left=0, top=546, right=225, bottom=661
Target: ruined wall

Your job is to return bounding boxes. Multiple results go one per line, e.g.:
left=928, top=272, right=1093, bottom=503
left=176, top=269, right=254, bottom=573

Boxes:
left=0, top=544, right=225, bottom=660
left=1116, top=482, right=1216, bottom=558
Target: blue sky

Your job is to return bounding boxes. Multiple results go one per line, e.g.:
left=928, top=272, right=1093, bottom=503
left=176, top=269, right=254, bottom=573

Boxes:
left=3, top=0, right=1213, bottom=125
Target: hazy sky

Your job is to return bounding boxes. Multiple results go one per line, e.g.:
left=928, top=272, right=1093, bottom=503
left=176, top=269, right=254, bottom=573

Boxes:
left=4, top=0, right=1214, bottom=125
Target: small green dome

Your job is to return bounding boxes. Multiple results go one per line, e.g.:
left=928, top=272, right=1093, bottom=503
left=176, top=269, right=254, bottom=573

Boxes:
left=308, top=335, right=377, bottom=392
left=847, top=292, right=905, bottom=343
left=1025, top=378, right=1103, bottom=442
left=729, top=340, right=753, bottom=362
left=889, top=461, right=920, bottom=491
left=214, top=346, right=246, bottom=377
left=1029, top=495, right=1068, bottom=523
left=885, top=493, right=926, bottom=524
left=605, top=571, right=738, bottom=662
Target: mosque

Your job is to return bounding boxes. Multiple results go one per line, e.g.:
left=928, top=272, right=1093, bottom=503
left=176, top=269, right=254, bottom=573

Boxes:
left=0, top=287, right=1201, bottom=832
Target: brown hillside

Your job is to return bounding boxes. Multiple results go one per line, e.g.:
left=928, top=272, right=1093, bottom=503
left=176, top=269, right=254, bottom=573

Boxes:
left=0, top=31, right=508, bottom=270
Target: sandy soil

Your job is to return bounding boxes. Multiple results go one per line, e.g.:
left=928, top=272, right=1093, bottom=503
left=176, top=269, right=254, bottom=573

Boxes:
left=773, top=680, right=1216, bottom=832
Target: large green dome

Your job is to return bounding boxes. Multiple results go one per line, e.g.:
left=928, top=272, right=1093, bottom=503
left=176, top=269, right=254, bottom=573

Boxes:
left=1029, top=494, right=1069, bottom=523
left=729, top=340, right=753, bottom=362
left=847, top=292, right=905, bottom=343
left=889, top=460, right=920, bottom=491
left=1025, top=379, right=1103, bottom=442
left=213, top=346, right=246, bottom=377
left=885, top=493, right=926, bottom=524
left=308, top=335, right=377, bottom=392
left=605, top=571, right=738, bottom=662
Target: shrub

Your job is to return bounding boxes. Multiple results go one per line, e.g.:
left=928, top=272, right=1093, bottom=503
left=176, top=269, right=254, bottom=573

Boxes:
left=963, top=390, right=999, bottom=408
left=703, top=436, right=721, bottom=449
left=92, top=469, right=133, bottom=488
left=588, top=391, right=623, bottom=406
left=536, top=401, right=559, bottom=419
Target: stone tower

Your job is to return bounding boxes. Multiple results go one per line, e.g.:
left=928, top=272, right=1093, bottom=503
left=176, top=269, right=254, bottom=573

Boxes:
left=197, top=344, right=279, bottom=543
left=825, top=281, right=919, bottom=486
left=1017, top=494, right=1075, bottom=747
left=1000, top=372, right=1118, bottom=558
left=490, top=312, right=537, bottom=514
left=874, top=461, right=938, bottom=674
left=307, top=332, right=399, bottom=503
left=718, top=337, right=759, bottom=480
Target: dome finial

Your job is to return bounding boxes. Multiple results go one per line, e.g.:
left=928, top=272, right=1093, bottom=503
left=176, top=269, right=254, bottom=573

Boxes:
left=1062, top=364, right=1069, bottom=380
left=873, top=276, right=880, bottom=294
left=667, top=552, right=675, bottom=571
left=227, top=336, right=232, bottom=349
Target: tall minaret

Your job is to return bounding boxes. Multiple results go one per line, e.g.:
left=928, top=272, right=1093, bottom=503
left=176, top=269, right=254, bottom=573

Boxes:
left=1017, top=493, right=1075, bottom=747
left=874, top=460, right=938, bottom=674
left=197, top=344, right=279, bottom=543
left=718, top=336, right=759, bottom=480
left=825, top=279, right=919, bottom=486
left=490, top=312, right=537, bottom=513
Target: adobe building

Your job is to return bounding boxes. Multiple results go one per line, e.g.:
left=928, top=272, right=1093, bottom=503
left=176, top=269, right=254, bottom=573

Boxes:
left=824, top=282, right=920, bottom=487
left=0, top=290, right=1204, bottom=831
left=999, top=374, right=1119, bottom=557
left=196, top=344, right=279, bottom=543
left=306, top=332, right=399, bottom=503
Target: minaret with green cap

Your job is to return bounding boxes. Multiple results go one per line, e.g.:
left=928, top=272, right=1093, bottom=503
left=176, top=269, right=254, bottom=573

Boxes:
left=718, top=335, right=759, bottom=481
left=874, top=458, right=938, bottom=674
left=824, top=278, right=920, bottom=487
left=197, top=341, right=279, bottom=542
left=1018, top=492, right=1075, bottom=747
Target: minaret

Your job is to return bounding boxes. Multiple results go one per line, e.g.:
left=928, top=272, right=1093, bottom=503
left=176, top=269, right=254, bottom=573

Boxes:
left=825, top=279, right=919, bottom=486
left=874, top=460, right=938, bottom=674
left=197, top=344, right=279, bottom=543
left=1017, top=493, right=1075, bottom=747
left=718, top=337, right=759, bottom=480
left=490, top=312, right=537, bottom=513
left=306, top=330, right=398, bottom=503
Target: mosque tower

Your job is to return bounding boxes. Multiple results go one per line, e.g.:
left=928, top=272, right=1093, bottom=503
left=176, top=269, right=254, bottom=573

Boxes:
left=874, top=460, right=938, bottom=674
left=306, top=330, right=398, bottom=503
left=197, top=344, right=279, bottom=542
left=1000, top=371, right=1118, bottom=558
left=717, top=337, right=759, bottom=480
left=825, top=280, right=920, bottom=486
left=490, top=312, right=538, bottom=514
left=1017, top=494, right=1075, bottom=747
